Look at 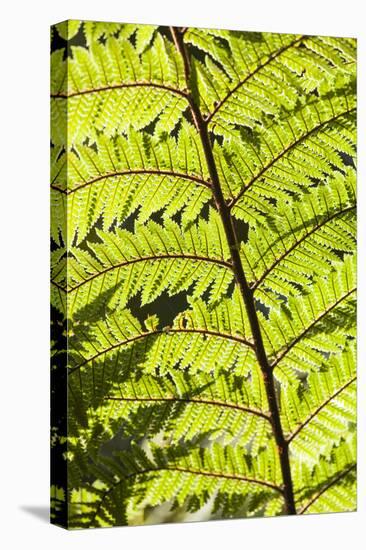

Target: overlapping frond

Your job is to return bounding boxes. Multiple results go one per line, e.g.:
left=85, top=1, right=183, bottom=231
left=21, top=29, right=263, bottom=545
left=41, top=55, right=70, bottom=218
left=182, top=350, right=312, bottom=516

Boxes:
left=261, top=254, right=356, bottom=381
left=68, top=440, right=283, bottom=528
left=185, top=29, right=355, bottom=132
left=294, top=437, right=356, bottom=514
left=95, top=368, right=270, bottom=449
left=242, top=169, right=356, bottom=306
left=282, top=346, right=356, bottom=466
left=229, top=93, right=355, bottom=223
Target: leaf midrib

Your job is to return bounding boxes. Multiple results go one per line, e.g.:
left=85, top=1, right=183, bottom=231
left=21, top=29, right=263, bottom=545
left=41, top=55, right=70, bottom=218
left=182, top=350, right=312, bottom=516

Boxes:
left=104, top=395, right=270, bottom=420
left=51, top=80, right=189, bottom=100
left=69, top=327, right=254, bottom=373
left=51, top=252, right=233, bottom=293
left=51, top=168, right=211, bottom=195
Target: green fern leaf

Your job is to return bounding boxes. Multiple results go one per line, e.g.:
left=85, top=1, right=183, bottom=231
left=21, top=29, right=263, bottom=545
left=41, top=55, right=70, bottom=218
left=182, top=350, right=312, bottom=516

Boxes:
left=51, top=21, right=357, bottom=528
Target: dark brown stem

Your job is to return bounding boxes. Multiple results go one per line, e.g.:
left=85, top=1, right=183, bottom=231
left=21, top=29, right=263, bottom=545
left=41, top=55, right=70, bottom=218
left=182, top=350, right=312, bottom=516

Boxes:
left=169, top=25, right=296, bottom=515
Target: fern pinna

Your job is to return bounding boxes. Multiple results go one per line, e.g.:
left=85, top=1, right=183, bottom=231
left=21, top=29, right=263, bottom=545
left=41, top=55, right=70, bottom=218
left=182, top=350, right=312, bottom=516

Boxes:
left=50, top=21, right=356, bottom=528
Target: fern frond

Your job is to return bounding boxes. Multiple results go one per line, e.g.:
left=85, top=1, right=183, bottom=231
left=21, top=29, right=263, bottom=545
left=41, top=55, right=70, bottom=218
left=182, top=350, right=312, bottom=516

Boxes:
left=68, top=367, right=271, bottom=480
left=185, top=29, right=355, bottom=129
left=67, top=292, right=256, bottom=385
left=282, top=346, right=356, bottom=466
left=262, top=254, right=356, bottom=380
left=229, top=94, right=356, bottom=224
left=243, top=168, right=356, bottom=305
left=68, top=440, right=283, bottom=528
left=51, top=33, right=188, bottom=147
left=55, top=20, right=82, bottom=41
left=83, top=21, right=140, bottom=47
left=51, top=21, right=356, bottom=527
left=51, top=124, right=211, bottom=246
left=51, top=212, right=236, bottom=315
left=294, top=437, right=356, bottom=514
